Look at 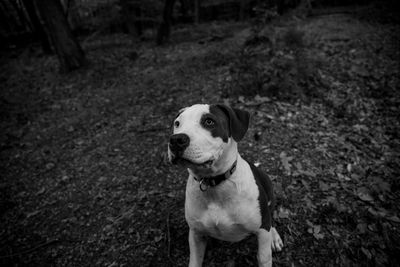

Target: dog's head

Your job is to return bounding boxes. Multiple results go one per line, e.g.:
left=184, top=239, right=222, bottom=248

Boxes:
left=168, top=104, right=249, bottom=172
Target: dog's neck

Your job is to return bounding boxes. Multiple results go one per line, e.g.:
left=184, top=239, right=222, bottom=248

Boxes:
left=188, top=139, right=239, bottom=178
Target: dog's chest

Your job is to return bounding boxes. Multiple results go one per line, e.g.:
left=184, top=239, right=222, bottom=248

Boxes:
left=185, top=177, right=261, bottom=242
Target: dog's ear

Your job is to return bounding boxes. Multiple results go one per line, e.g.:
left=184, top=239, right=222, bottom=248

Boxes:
left=177, top=107, right=187, bottom=115
left=215, top=104, right=250, bottom=142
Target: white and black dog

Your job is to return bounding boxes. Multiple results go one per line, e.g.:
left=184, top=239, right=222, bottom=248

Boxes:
left=168, top=104, right=283, bottom=267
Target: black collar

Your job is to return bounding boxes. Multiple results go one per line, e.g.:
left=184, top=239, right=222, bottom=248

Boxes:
left=193, top=159, right=237, bottom=191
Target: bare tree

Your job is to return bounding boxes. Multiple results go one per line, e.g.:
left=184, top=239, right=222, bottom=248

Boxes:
left=35, top=0, right=86, bottom=72
left=21, top=0, right=52, bottom=53
left=0, top=1, right=13, bottom=36
left=178, top=0, right=191, bottom=22
left=194, top=0, right=200, bottom=23
left=156, top=0, right=176, bottom=45
left=239, top=0, right=248, bottom=20
left=120, top=0, right=143, bottom=37
left=9, top=0, right=31, bottom=32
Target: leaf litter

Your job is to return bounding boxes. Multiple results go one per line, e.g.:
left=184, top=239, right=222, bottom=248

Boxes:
left=0, top=11, right=399, bottom=267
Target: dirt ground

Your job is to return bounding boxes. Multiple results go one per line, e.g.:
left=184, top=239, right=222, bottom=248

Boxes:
left=1, top=9, right=399, bottom=267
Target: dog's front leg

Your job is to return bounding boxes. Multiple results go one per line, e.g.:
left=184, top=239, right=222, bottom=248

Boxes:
left=256, top=228, right=273, bottom=267
left=188, top=229, right=207, bottom=267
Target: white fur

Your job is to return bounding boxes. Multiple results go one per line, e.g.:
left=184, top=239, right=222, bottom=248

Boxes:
left=185, top=154, right=261, bottom=242
left=170, top=104, right=283, bottom=267
left=172, top=104, right=225, bottom=167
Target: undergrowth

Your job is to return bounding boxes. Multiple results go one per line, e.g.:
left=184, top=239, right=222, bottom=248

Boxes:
left=227, top=19, right=323, bottom=101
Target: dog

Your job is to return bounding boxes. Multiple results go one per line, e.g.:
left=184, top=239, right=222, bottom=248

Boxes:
left=168, top=104, right=283, bottom=267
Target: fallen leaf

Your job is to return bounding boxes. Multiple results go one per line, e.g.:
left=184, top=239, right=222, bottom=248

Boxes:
left=264, top=114, right=275, bottom=121
left=99, top=176, right=107, bottom=182
left=387, top=216, right=400, bottom=223
left=154, top=235, right=163, bottom=243
left=45, top=162, right=55, bottom=170
left=357, top=223, right=368, bottom=234
left=319, top=181, right=329, bottom=191
left=353, top=124, right=368, bottom=131
left=368, top=224, right=377, bottom=232
left=36, top=187, right=46, bottom=195
left=74, top=139, right=85, bottom=146
left=26, top=210, right=40, bottom=218
left=304, top=197, right=316, bottom=210
left=313, top=232, right=324, bottom=240
left=278, top=207, right=290, bottom=219
left=346, top=163, right=352, bottom=173
left=357, top=187, right=374, bottom=202
left=254, top=94, right=271, bottom=103
left=361, top=247, right=372, bottom=259
left=262, top=148, right=270, bottom=153
left=280, top=152, right=293, bottom=174
left=368, top=207, right=388, bottom=218
left=310, top=224, right=324, bottom=239
left=330, top=230, right=340, bottom=238
left=372, top=177, right=391, bottom=192
left=103, top=225, right=113, bottom=233
left=351, top=65, right=369, bottom=77
left=225, top=259, right=235, bottom=267
left=301, top=179, right=310, bottom=190
left=295, top=162, right=303, bottom=171
left=298, top=170, right=316, bottom=178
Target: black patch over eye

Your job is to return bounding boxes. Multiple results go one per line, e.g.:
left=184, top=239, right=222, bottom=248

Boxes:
left=204, top=118, right=215, bottom=126
left=207, top=106, right=229, bottom=143
left=203, top=118, right=215, bottom=128
left=174, top=121, right=180, bottom=127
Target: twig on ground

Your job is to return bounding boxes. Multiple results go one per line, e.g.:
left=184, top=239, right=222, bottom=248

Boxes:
left=0, top=239, right=59, bottom=259
left=134, top=241, right=154, bottom=248
left=136, top=126, right=170, bottom=133
left=166, top=211, right=172, bottom=263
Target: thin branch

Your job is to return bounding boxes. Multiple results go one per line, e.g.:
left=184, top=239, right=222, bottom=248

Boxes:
left=134, top=241, right=154, bottom=248
left=0, top=239, right=59, bottom=259
left=166, top=211, right=172, bottom=264
left=136, top=126, right=169, bottom=133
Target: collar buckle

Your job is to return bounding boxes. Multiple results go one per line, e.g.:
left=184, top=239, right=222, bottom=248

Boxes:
left=199, top=179, right=209, bottom=192
left=195, top=159, right=237, bottom=192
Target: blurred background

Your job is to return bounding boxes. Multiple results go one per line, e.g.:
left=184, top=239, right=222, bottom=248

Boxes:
left=0, top=0, right=399, bottom=266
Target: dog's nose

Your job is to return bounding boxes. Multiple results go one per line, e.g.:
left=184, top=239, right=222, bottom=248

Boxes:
left=169, top=133, right=190, bottom=152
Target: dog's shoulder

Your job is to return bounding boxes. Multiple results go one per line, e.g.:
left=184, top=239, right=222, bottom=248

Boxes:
left=246, top=160, right=274, bottom=203
left=244, top=159, right=274, bottom=231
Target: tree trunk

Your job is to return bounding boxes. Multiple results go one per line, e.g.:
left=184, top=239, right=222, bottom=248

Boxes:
left=156, top=0, right=176, bottom=45
left=21, top=0, right=52, bottom=54
left=194, top=0, right=199, bottom=24
left=0, top=1, right=12, bottom=35
left=35, top=0, right=86, bottom=72
left=65, top=0, right=81, bottom=32
left=133, top=4, right=143, bottom=36
left=9, top=0, right=31, bottom=32
left=178, top=0, right=190, bottom=22
left=239, top=0, right=247, bottom=20
left=120, top=0, right=143, bottom=37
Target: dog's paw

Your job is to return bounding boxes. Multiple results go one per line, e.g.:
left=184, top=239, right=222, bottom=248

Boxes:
left=271, top=227, right=283, bottom=252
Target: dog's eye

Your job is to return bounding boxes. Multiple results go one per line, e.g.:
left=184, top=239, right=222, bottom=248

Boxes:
left=204, top=118, right=215, bottom=127
left=174, top=121, right=180, bottom=127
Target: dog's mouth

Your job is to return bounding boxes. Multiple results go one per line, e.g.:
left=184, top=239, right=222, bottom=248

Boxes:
left=172, top=156, right=214, bottom=168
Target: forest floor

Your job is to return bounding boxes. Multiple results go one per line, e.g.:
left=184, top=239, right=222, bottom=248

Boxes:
left=1, top=6, right=399, bottom=267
